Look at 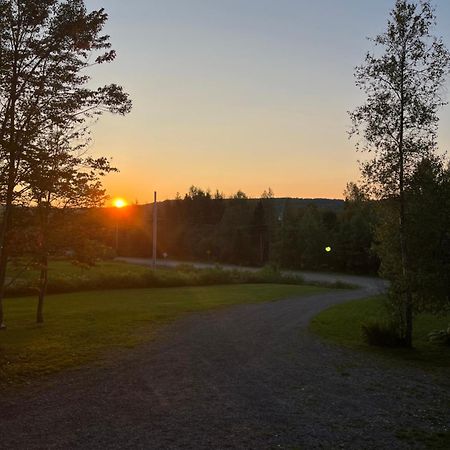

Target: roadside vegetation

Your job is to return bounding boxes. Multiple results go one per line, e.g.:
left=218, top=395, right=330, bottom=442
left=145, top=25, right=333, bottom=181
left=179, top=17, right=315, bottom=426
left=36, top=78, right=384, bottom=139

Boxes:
left=311, top=296, right=450, bottom=371
left=4, top=259, right=352, bottom=299
left=0, top=283, right=327, bottom=388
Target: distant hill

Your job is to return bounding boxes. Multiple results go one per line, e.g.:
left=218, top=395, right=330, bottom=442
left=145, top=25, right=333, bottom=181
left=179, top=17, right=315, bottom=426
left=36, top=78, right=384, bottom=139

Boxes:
left=136, top=197, right=345, bottom=214
left=268, top=198, right=345, bottom=215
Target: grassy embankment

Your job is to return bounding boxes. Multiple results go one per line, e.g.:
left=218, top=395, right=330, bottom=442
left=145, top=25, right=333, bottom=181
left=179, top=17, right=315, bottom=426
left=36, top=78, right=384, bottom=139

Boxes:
left=1, top=260, right=331, bottom=388
left=311, top=296, right=450, bottom=371
left=4, top=259, right=348, bottom=297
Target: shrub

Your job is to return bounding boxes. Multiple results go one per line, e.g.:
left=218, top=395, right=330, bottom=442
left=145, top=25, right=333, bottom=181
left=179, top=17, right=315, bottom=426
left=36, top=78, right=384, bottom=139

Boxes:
left=175, top=263, right=197, bottom=273
left=428, top=325, right=450, bottom=346
left=361, top=321, right=406, bottom=347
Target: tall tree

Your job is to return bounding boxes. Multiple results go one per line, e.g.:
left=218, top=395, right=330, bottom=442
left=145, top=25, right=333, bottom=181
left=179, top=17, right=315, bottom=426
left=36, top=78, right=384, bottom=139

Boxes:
left=25, top=127, right=116, bottom=323
left=0, top=0, right=131, bottom=328
left=350, top=0, right=450, bottom=345
left=337, top=183, right=378, bottom=273
left=375, top=157, right=450, bottom=317
left=250, top=200, right=267, bottom=265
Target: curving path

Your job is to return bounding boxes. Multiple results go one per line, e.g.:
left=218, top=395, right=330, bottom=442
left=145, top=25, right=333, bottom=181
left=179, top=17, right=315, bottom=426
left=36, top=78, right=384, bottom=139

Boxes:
left=0, top=264, right=449, bottom=449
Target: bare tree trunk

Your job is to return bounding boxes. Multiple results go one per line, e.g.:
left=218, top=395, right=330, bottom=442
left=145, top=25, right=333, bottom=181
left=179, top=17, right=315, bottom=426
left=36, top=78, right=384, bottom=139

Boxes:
left=0, top=46, right=20, bottom=330
left=0, top=160, right=17, bottom=330
left=36, top=200, right=50, bottom=324
left=398, top=46, right=413, bottom=348
left=36, top=253, right=48, bottom=324
left=399, top=197, right=413, bottom=347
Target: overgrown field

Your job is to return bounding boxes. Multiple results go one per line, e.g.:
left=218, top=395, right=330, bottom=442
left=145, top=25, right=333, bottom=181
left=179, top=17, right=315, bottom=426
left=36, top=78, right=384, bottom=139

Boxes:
left=4, top=259, right=342, bottom=297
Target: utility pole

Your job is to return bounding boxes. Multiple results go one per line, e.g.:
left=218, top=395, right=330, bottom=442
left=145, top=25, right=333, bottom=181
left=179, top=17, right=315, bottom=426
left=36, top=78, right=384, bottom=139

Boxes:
left=115, top=222, right=119, bottom=254
left=152, top=191, right=157, bottom=269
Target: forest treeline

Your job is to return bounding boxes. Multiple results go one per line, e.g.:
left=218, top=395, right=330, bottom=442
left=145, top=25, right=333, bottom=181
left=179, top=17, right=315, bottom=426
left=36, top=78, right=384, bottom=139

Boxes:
left=12, top=157, right=450, bottom=284
left=98, top=185, right=379, bottom=274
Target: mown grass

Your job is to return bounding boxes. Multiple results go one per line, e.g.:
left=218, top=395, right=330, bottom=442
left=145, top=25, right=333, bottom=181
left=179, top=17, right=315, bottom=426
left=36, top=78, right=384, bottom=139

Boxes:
left=0, top=283, right=327, bottom=388
left=4, top=259, right=338, bottom=297
left=310, top=296, right=450, bottom=371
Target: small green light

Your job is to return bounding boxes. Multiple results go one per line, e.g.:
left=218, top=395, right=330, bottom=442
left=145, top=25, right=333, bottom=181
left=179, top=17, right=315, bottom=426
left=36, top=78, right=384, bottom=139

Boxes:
left=325, top=246, right=332, bottom=253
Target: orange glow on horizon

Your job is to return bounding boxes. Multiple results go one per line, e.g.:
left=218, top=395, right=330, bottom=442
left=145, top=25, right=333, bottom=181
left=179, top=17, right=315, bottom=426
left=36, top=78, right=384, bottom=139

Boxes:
left=113, top=198, right=127, bottom=208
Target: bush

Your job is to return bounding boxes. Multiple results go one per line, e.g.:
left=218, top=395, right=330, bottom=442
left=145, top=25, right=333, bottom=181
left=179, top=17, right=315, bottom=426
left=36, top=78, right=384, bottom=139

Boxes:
left=361, top=321, right=406, bottom=347
left=174, top=263, right=197, bottom=273
left=428, top=325, right=450, bottom=346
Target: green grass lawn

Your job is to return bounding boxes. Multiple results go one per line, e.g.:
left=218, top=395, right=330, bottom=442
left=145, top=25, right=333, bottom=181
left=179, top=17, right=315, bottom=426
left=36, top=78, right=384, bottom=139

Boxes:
left=0, top=283, right=326, bottom=388
left=311, top=296, right=450, bottom=371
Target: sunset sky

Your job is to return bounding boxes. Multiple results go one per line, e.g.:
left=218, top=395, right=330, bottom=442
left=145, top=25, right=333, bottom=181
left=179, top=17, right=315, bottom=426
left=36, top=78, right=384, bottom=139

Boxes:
left=86, top=0, right=450, bottom=204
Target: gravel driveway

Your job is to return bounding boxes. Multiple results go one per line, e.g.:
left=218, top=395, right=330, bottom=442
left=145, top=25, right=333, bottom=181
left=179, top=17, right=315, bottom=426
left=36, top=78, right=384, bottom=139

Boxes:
left=0, top=268, right=448, bottom=449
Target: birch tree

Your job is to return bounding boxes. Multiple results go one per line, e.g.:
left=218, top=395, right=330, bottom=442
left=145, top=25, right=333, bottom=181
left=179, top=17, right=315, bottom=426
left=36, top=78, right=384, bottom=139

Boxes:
left=350, top=0, right=450, bottom=346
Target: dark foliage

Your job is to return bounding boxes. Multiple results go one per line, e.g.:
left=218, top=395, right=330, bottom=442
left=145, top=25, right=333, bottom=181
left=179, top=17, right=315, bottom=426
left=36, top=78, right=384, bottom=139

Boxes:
left=95, top=186, right=379, bottom=274
left=361, top=321, right=406, bottom=347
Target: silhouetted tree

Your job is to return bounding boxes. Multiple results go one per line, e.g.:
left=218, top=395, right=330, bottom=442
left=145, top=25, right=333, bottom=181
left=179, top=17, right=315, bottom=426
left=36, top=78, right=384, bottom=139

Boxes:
left=376, top=157, right=450, bottom=321
left=24, top=128, right=116, bottom=323
left=261, top=187, right=274, bottom=199
left=297, top=205, right=327, bottom=269
left=250, top=200, right=267, bottom=265
left=0, top=0, right=131, bottom=328
left=350, top=0, right=450, bottom=346
left=337, top=183, right=378, bottom=273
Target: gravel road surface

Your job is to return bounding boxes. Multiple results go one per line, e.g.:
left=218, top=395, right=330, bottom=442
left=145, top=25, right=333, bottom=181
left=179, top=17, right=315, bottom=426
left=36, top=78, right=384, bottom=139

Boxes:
left=1, top=263, right=448, bottom=449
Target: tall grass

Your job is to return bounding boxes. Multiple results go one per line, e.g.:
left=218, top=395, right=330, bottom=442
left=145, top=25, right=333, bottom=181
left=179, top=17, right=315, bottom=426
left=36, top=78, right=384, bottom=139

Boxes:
left=5, top=260, right=340, bottom=297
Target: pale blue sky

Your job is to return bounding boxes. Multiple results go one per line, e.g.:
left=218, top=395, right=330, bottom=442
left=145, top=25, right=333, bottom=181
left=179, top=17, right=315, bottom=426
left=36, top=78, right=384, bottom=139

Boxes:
left=86, top=1, right=450, bottom=203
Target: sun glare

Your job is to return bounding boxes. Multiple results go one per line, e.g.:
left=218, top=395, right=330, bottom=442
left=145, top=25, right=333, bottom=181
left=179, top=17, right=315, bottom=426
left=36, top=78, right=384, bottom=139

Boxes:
left=113, top=198, right=127, bottom=208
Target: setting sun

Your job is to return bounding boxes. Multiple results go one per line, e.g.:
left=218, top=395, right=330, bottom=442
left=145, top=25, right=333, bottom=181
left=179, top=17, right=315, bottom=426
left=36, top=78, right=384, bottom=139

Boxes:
left=113, top=198, right=127, bottom=208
